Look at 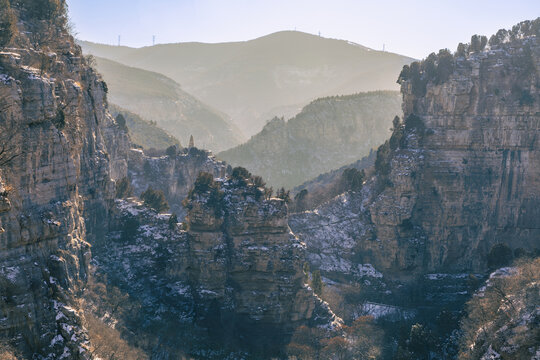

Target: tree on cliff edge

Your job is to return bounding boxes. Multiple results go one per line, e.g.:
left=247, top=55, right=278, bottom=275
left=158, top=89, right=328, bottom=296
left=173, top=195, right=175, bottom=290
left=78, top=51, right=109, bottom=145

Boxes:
left=141, top=187, right=169, bottom=213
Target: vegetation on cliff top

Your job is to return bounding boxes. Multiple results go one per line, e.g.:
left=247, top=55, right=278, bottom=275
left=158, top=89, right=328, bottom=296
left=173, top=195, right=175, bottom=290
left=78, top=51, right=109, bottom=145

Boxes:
left=397, top=18, right=539, bottom=97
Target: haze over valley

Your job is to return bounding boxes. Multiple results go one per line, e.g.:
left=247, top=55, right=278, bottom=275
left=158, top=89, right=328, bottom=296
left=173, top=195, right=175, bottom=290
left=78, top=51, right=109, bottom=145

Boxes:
left=0, top=1, right=538, bottom=359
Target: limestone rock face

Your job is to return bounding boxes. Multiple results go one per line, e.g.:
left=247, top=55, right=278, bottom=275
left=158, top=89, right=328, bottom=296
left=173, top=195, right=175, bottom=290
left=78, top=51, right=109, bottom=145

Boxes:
left=291, top=36, right=540, bottom=278
left=186, top=181, right=323, bottom=343
left=93, top=180, right=338, bottom=357
left=127, top=147, right=228, bottom=217
left=0, top=10, right=128, bottom=358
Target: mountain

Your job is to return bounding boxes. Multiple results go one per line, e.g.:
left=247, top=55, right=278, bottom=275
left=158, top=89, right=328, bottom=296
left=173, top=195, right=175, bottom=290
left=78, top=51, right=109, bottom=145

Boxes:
left=218, top=91, right=402, bottom=189
left=108, top=104, right=180, bottom=150
left=91, top=56, right=244, bottom=152
left=79, top=32, right=414, bottom=136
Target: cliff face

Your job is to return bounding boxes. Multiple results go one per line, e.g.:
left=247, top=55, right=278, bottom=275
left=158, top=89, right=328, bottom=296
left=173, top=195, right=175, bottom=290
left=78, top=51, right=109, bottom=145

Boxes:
left=185, top=179, right=337, bottom=347
left=218, top=91, right=401, bottom=188
left=128, top=147, right=228, bottom=217
left=79, top=32, right=414, bottom=138
left=291, top=34, right=540, bottom=279
left=0, top=7, right=128, bottom=358
left=92, top=178, right=338, bottom=357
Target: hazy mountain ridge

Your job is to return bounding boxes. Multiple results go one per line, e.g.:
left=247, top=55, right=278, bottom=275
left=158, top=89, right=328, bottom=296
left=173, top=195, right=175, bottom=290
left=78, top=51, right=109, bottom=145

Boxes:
left=79, top=31, right=414, bottom=136
left=91, top=56, right=244, bottom=152
left=218, top=91, right=402, bottom=189
left=108, top=104, right=181, bottom=150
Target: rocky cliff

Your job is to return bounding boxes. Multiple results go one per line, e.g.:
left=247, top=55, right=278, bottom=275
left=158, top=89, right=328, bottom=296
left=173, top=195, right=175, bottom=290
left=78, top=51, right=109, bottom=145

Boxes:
left=0, top=3, right=128, bottom=358
left=127, top=146, right=228, bottom=217
left=291, top=22, right=540, bottom=280
left=92, top=173, right=339, bottom=358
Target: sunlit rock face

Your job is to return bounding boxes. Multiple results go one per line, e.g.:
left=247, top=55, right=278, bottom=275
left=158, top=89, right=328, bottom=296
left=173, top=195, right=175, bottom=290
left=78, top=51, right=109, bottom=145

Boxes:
left=0, top=7, right=128, bottom=358
left=291, top=35, right=540, bottom=280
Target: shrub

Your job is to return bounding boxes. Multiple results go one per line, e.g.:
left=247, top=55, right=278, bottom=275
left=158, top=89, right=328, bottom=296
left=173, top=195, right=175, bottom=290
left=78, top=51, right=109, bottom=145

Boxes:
left=231, top=166, right=251, bottom=181
left=375, top=140, right=391, bottom=177
left=115, top=113, right=128, bottom=132
left=192, top=172, right=218, bottom=194
left=165, top=145, right=177, bottom=157
left=436, top=49, right=454, bottom=84
left=276, top=187, right=290, bottom=203
left=115, top=177, right=133, bottom=199
left=455, top=42, right=469, bottom=58
left=397, top=64, right=410, bottom=84
left=294, top=189, right=309, bottom=212
left=168, top=213, right=178, bottom=230
left=121, top=217, right=139, bottom=241
left=470, top=35, right=487, bottom=52
left=487, top=243, right=513, bottom=269
left=187, top=172, right=223, bottom=214
left=389, top=116, right=404, bottom=150
left=251, top=175, right=265, bottom=188
left=341, top=168, right=365, bottom=192
left=52, top=108, right=65, bottom=130
left=311, top=270, right=323, bottom=296
left=140, top=187, right=169, bottom=213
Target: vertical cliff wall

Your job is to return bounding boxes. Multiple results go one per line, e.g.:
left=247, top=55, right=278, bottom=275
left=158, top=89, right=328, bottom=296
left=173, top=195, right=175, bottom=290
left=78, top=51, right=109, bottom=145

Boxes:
left=128, top=147, right=228, bottom=217
left=291, top=25, right=540, bottom=280
left=0, top=5, right=128, bottom=358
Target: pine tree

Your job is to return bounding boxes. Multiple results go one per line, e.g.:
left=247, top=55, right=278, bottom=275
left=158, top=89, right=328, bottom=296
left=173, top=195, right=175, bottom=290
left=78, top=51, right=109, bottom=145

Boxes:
left=140, top=187, right=169, bottom=213
left=168, top=213, right=178, bottom=230
left=311, top=270, right=323, bottom=296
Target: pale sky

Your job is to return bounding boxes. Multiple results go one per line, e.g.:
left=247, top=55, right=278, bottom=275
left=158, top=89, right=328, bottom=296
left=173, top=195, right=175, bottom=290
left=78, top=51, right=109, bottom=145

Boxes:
left=66, top=0, right=539, bottom=59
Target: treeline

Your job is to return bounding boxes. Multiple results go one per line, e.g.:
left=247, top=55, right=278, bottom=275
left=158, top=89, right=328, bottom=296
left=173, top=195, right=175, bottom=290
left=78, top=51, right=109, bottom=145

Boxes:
left=0, top=0, right=70, bottom=48
left=397, top=18, right=539, bottom=97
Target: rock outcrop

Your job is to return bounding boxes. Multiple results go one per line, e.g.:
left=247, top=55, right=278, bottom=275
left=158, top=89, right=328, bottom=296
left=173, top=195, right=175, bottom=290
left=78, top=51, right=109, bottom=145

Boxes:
left=92, top=175, right=339, bottom=358
left=0, top=5, right=127, bottom=358
left=127, top=146, right=228, bottom=217
left=291, top=25, right=540, bottom=280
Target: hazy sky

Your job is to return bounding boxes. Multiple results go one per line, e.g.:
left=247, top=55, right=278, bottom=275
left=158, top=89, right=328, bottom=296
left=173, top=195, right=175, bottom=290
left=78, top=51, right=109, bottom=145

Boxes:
left=66, top=0, right=539, bottom=59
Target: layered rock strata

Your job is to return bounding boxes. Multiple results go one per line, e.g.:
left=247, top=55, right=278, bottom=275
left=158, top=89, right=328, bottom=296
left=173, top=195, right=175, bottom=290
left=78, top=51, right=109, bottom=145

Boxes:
left=128, top=147, right=228, bottom=217
left=93, top=178, right=338, bottom=357
left=0, top=8, right=127, bottom=358
left=291, top=33, right=540, bottom=279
